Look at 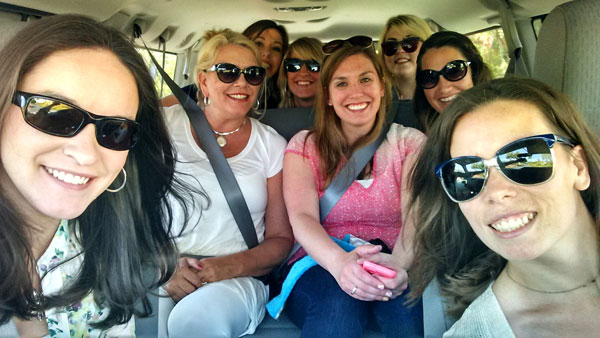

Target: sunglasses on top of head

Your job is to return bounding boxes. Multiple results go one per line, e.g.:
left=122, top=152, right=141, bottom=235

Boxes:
left=417, top=60, right=471, bottom=89
left=12, top=91, right=140, bottom=151
left=322, top=35, right=373, bottom=55
left=206, top=63, right=266, bottom=86
left=435, top=134, right=575, bottom=203
left=380, top=37, right=421, bottom=56
left=283, top=58, right=320, bottom=73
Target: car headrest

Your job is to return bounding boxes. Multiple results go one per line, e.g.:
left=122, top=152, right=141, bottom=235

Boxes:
left=533, top=0, right=600, bottom=136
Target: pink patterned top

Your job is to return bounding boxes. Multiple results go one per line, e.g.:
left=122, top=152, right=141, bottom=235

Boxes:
left=286, top=123, right=425, bottom=260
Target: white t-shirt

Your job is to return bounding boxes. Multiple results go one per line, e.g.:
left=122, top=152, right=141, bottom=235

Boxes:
left=163, top=105, right=287, bottom=256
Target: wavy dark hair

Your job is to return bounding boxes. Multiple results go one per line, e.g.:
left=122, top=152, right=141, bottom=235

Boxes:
left=0, top=14, right=205, bottom=328
left=407, top=77, right=600, bottom=317
left=413, top=31, right=492, bottom=132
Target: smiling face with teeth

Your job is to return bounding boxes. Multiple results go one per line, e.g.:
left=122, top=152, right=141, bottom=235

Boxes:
left=450, top=99, right=592, bottom=261
left=327, top=53, right=385, bottom=142
left=0, top=48, right=138, bottom=226
left=421, top=46, right=474, bottom=114
left=382, top=25, right=422, bottom=82
left=199, top=44, right=260, bottom=124
left=286, top=52, right=320, bottom=108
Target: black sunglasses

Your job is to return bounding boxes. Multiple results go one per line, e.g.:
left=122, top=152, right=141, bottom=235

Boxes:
left=417, top=60, right=471, bottom=89
left=322, top=35, right=373, bottom=55
left=12, top=91, right=140, bottom=151
left=380, top=37, right=421, bottom=56
left=284, top=58, right=320, bottom=73
left=435, top=134, right=575, bottom=203
left=206, top=63, right=266, bottom=86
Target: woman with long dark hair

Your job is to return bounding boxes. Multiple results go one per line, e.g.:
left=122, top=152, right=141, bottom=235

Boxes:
left=408, top=77, right=600, bottom=336
left=0, top=14, right=200, bottom=336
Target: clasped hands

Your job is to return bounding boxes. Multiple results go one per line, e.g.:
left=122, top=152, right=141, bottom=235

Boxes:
left=164, top=256, right=236, bottom=302
left=332, top=245, right=408, bottom=301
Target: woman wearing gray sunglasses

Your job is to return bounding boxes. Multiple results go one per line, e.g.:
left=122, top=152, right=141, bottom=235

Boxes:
left=407, top=77, right=600, bottom=337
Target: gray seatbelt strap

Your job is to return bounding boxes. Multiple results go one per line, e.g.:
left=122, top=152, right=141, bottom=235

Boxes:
left=319, top=124, right=389, bottom=221
left=143, top=42, right=259, bottom=249
left=283, top=122, right=391, bottom=263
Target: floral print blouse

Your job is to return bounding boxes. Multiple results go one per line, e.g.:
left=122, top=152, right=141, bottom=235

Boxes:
left=37, top=220, right=135, bottom=337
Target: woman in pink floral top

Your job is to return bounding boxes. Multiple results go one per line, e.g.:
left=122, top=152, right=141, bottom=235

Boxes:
left=283, top=37, right=425, bottom=337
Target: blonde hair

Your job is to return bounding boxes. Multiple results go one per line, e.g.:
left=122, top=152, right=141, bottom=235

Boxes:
left=277, top=37, right=324, bottom=108
left=193, top=29, right=262, bottom=104
left=378, top=15, right=433, bottom=88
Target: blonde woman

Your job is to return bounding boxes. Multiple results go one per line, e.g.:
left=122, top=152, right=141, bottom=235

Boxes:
left=161, top=29, right=293, bottom=337
left=379, top=15, right=433, bottom=100
left=277, top=37, right=324, bottom=108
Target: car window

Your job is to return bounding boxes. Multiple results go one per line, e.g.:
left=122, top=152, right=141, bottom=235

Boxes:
left=467, top=26, right=510, bottom=79
left=137, top=48, right=178, bottom=97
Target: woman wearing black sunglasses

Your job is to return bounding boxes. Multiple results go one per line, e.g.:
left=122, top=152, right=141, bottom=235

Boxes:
left=0, top=14, right=202, bottom=336
left=160, top=29, right=293, bottom=337
left=277, top=37, right=324, bottom=108
left=414, top=31, right=492, bottom=132
left=407, top=77, right=600, bottom=337
left=379, top=15, right=433, bottom=100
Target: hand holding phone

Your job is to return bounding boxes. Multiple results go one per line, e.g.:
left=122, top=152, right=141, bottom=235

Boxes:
left=361, top=260, right=397, bottom=279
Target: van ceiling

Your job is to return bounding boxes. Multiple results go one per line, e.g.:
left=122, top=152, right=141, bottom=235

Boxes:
left=2, top=0, right=569, bottom=53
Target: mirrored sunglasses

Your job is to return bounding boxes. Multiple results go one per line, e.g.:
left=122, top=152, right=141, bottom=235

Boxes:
left=322, top=35, right=373, bottom=55
left=380, top=37, right=421, bottom=56
left=417, top=60, right=471, bottom=89
left=12, top=91, right=140, bottom=151
left=435, top=134, right=575, bottom=203
left=283, top=58, right=320, bottom=73
left=206, top=63, right=266, bottom=86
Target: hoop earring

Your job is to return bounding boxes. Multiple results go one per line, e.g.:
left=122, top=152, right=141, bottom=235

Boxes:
left=106, top=168, right=127, bottom=193
left=253, top=98, right=260, bottom=110
left=203, top=96, right=211, bottom=106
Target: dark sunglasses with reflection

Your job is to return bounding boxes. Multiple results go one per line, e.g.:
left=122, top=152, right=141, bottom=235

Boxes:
left=435, top=134, right=575, bottom=203
left=322, top=35, right=373, bottom=55
left=206, top=63, right=266, bottom=86
left=380, top=37, right=421, bottom=56
left=283, top=58, right=320, bottom=73
left=417, top=60, right=471, bottom=89
left=12, top=91, right=140, bottom=151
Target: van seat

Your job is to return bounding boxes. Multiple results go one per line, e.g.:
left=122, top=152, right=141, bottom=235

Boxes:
left=257, top=100, right=422, bottom=142
left=533, top=0, right=600, bottom=136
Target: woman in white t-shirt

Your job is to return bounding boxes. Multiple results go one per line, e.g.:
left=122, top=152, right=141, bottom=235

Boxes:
left=161, top=29, right=293, bottom=337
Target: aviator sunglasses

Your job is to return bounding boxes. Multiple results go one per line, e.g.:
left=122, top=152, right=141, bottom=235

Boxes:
left=284, top=58, right=320, bottom=73
left=380, top=37, right=421, bottom=56
left=12, top=91, right=140, bottom=151
left=417, top=60, right=471, bottom=89
left=322, top=35, right=373, bottom=54
left=435, top=134, right=575, bottom=203
left=206, top=63, right=266, bottom=86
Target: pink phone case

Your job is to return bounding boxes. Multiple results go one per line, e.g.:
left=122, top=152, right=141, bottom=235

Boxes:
left=362, top=260, right=397, bottom=278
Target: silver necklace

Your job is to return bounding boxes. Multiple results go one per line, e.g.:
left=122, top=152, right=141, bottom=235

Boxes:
left=212, top=118, right=246, bottom=147
left=506, top=266, right=598, bottom=294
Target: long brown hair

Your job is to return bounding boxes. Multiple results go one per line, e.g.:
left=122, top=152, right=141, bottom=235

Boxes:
left=407, top=77, right=600, bottom=317
left=0, top=14, right=204, bottom=327
left=310, top=45, right=391, bottom=187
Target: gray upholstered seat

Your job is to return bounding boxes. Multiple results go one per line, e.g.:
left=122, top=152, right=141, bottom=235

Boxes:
left=533, top=0, right=600, bottom=136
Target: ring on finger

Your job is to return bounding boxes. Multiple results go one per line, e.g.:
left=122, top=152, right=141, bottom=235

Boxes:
left=350, top=285, right=358, bottom=295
